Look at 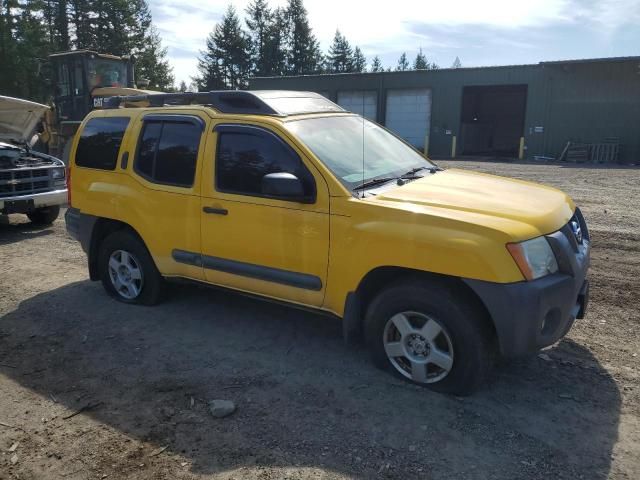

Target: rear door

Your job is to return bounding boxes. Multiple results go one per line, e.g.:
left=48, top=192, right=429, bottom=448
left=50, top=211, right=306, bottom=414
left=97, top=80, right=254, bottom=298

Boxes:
left=199, top=121, right=330, bottom=307
left=116, top=111, right=208, bottom=280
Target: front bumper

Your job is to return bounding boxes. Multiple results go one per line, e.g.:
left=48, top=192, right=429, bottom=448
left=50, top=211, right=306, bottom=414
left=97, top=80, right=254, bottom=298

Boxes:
left=0, top=189, right=67, bottom=214
left=464, top=210, right=590, bottom=357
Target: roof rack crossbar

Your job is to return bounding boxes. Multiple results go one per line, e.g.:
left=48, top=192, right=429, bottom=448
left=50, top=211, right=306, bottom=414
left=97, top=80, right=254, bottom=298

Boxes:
left=103, top=91, right=281, bottom=115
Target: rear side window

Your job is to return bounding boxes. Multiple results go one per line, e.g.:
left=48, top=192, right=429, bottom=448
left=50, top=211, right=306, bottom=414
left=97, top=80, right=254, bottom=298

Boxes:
left=75, top=117, right=130, bottom=170
left=216, top=126, right=315, bottom=198
left=134, top=118, right=201, bottom=187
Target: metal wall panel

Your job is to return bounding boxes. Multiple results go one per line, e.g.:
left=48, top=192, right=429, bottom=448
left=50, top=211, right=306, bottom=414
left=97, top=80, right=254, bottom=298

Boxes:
left=337, top=90, right=377, bottom=120
left=385, top=89, right=432, bottom=149
left=250, top=58, right=640, bottom=163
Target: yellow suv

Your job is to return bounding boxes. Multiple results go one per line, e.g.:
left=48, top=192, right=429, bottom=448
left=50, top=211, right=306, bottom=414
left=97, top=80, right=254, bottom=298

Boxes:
left=65, top=91, right=590, bottom=395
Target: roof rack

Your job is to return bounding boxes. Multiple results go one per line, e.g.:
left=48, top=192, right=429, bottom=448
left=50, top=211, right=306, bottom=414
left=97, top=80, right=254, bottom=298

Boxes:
left=102, top=90, right=345, bottom=117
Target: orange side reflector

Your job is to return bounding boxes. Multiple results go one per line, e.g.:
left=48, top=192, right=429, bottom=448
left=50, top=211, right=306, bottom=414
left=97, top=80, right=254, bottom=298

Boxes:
left=506, top=243, right=533, bottom=281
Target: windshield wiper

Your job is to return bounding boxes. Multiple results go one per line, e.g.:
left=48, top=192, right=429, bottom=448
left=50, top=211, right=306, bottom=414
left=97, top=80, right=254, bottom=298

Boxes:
left=401, top=166, right=440, bottom=178
left=353, top=177, right=396, bottom=191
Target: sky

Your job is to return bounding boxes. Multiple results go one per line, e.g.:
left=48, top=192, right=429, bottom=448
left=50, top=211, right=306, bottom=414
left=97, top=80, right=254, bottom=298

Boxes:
left=148, top=0, right=640, bottom=86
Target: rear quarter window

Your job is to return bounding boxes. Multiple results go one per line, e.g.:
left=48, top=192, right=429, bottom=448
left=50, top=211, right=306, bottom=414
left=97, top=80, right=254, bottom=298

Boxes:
left=75, top=117, right=130, bottom=170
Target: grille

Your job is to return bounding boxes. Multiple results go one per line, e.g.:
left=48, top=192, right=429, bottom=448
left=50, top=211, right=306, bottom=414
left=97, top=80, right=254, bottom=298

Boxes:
left=0, top=168, right=54, bottom=198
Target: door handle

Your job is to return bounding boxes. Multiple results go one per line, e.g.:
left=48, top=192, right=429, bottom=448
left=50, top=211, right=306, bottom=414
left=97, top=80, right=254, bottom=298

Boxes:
left=203, top=206, right=228, bottom=215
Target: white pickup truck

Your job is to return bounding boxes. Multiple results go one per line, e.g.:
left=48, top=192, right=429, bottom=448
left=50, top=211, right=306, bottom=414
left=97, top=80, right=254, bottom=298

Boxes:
left=0, top=96, right=67, bottom=225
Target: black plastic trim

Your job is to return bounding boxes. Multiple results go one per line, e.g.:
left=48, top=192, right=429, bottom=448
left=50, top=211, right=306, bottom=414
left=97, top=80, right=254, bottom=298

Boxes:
left=141, top=114, right=205, bottom=131
left=202, top=206, right=228, bottom=215
left=64, top=208, right=97, bottom=254
left=171, top=249, right=322, bottom=291
left=120, top=151, right=129, bottom=169
left=103, top=91, right=281, bottom=115
left=464, top=236, right=589, bottom=357
left=342, top=292, right=362, bottom=345
left=171, top=249, right=202, bottom=267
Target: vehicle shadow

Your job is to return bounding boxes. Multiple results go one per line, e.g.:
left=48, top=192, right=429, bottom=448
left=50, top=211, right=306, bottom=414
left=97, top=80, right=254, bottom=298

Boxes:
left=0, top=280, right=621, bottom=479
left=0, top=216, right=54, bottom=246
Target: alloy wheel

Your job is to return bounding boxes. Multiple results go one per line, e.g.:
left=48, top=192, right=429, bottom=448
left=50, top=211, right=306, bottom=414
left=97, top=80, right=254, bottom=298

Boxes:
left=107, top=249, right=144, bottom=300
left=382, top=311, right=454, bottom=384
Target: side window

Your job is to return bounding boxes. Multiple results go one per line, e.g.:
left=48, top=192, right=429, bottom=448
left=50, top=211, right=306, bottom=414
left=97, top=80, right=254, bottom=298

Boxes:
left=75, top=117, right=130, bottom=170
left=73, top=60, right=85, bottom=95
left=216, top=126, right=315, bottom=200
left=134, top=118, right=201, bottom=187
left=57, top=63, right=70, bottom=97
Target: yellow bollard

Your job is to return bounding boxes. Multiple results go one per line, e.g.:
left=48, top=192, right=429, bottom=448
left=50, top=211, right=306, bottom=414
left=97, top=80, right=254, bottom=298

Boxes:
left=518, top=137, right=525, bottom=160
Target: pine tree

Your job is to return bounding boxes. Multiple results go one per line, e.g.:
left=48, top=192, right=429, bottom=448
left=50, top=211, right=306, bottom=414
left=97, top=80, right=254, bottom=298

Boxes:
left=68, top=0, right=92, bottom=49
left=135, top=25, right=174, bottom=90
left=13, top=1, right=51, bottom=100
left=42, top=0, right=70, bottom=51
left=264, top=7, right=287, bottom=76
left=196, top=5, right=251, bottom=90
left=326, top=30, right=353, bottom=73
left=0, top=0, right=19, bottom=96
left=370, top=55, right=383, bottom=72
left=93, top=0, right=139, bottom=57
left=396, top=52, right=409, bottom=71
left=413, top=47, right=428, bottom=70
left=284, top=0, right=321, bottom=74
left=452, top=56, right=462, bottom=68
left=131, top=1, right=174, bottom=91
left=353, top=46, right=366, bottom=72
left=245, top=0, right=271, bottom=76
left=178, top=80, right=187, bottom=92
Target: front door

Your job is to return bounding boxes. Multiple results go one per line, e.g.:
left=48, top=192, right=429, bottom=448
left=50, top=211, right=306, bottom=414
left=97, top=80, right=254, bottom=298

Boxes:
left=200, top=122, right=330, bottom=307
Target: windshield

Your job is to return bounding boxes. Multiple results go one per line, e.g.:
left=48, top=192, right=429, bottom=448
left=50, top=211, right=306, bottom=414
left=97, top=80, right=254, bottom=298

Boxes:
left=87, top=59, right=128, bottom=89
left=286, top=115, right=436, bottom=190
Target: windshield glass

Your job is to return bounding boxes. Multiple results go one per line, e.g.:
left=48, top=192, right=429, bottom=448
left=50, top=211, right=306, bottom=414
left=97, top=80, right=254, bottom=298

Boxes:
left=87, top=59, right=128, bottom=89
left=286, top=115, right=435, bottom=190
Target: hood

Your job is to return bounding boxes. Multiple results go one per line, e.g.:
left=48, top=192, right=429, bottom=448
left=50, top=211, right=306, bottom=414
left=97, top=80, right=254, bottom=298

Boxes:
left=372, top=168, right=575, bottom=238
left=0, top=95, right=50, bottom=143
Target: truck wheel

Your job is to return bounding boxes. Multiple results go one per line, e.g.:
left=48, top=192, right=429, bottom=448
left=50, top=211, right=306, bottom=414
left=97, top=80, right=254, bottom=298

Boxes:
left=364, top=280, right=494, bottom=395
left=27, top=206, right=60, bottom=225
left=97, top=230, right=164, bottom=305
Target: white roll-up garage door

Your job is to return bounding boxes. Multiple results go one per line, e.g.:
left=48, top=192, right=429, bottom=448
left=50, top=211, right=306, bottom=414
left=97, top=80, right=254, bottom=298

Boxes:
left=385, top=89, right=432, bottom=149
left=337, top=90, right=377, bottom=121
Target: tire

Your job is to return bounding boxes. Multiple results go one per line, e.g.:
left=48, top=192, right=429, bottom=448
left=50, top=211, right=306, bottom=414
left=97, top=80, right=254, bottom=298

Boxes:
left=97, top=230, right=164, bottom=305
left=364, top=279, right=494, bottom=395
left=27, top=206, right=60, bottom=225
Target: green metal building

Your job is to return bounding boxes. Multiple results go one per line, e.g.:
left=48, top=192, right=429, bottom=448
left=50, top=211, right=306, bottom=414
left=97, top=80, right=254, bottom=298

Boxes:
left=250, top=56, right=640, bottom=164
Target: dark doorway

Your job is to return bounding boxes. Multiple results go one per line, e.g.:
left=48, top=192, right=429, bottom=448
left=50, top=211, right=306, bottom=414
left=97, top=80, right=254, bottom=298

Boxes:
left=460, top=85, right=527, bottom=157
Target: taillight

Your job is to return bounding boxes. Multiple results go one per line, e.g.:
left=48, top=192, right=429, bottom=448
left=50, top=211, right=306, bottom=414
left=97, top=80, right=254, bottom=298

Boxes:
left=66, top=166, right=72, bottom=207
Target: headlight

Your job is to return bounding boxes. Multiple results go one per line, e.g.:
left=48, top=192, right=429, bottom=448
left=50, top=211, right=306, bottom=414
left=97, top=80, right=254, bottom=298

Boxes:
left=51, top=168, right=65, bottom=179
left=507, top=236, right=558, bottom=281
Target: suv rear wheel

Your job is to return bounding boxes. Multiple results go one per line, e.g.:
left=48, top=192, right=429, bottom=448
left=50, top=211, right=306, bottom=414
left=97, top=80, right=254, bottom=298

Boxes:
left=27, top=206, right=60, bottom=225
left=365, top=280, right=494, bottom=395
left=98, top=230, right=164, bottom=305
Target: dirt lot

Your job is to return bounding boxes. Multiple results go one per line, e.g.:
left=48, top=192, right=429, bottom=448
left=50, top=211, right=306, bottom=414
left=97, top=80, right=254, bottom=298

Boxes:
left=1, top=160, right=639, bottom=480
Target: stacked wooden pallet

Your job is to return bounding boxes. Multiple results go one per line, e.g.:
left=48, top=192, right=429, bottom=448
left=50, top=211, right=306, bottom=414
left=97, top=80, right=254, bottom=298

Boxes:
left=560, top=141, right=620, bottom=163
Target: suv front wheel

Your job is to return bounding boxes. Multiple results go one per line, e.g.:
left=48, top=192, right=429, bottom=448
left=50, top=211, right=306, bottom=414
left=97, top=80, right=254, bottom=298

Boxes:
left=98, top=230, right=164, bottom=305
left=365, top=280, right=494, bottom=395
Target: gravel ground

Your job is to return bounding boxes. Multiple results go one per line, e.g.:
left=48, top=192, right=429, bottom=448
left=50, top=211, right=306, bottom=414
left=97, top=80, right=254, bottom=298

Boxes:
left=0, top=160, right=639, bottom=480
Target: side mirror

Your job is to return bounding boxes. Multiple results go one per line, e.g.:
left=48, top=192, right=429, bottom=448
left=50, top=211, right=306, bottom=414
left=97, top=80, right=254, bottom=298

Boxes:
left=261, top=172, right=307, bottom=201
